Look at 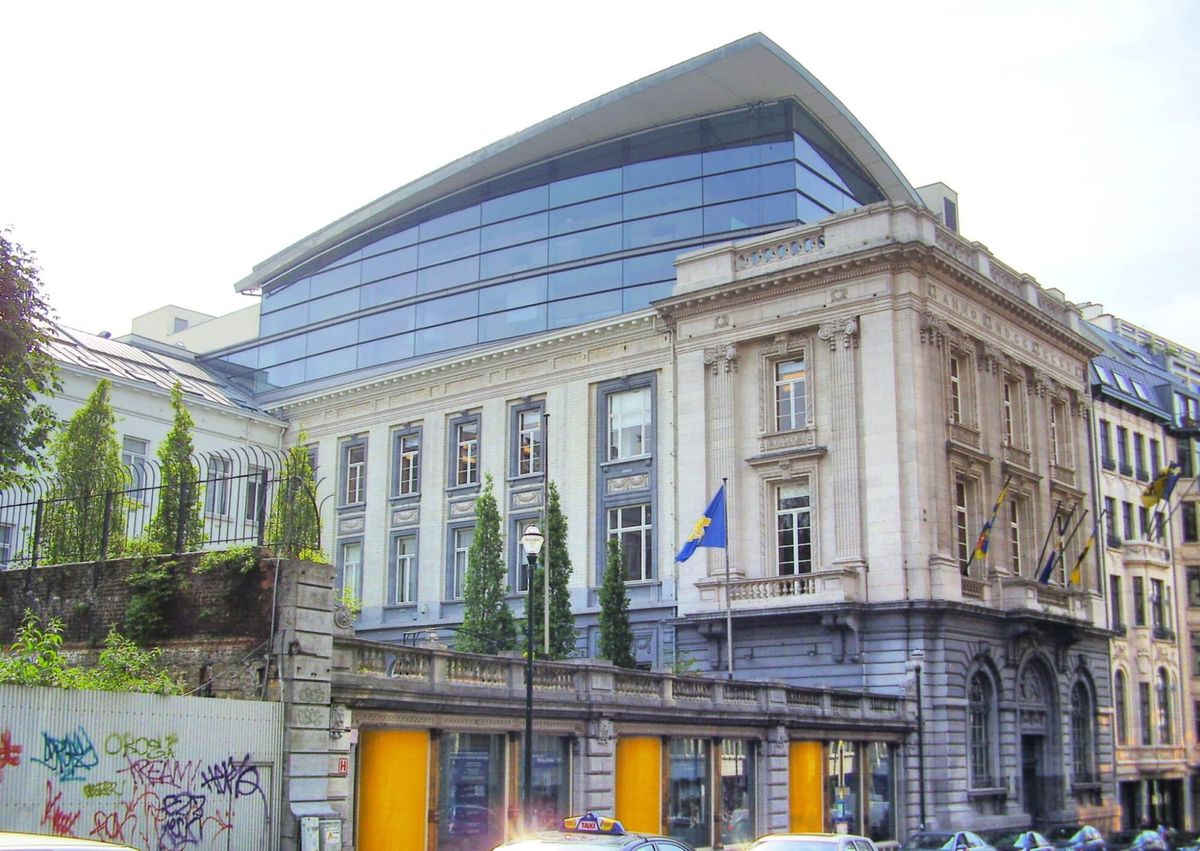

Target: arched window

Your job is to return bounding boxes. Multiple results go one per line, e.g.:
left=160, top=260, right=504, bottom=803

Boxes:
left=1156, top=668, right=1173, bottom=744
left=1070, top=682, right=1095, bottom=781
left=968, top=672, right=995, bottom=787
left=1114, top=670, right=1129, bottom=746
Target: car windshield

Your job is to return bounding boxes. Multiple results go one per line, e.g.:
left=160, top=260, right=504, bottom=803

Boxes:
left=751, top=841, right=836, bottom=851
left=905, top=835, right=955, bottom=850
left=502, top=837, right=632, bottom=851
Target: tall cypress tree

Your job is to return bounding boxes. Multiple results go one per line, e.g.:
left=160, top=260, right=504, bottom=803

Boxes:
left=528, top=481, right=575, bottom=659
left=459, top=474, right=517, bottom=654
left=598, top=537, right=636, bottom=668
left=145, top=383, right=204, bottom=553
left=264, top=437, right=322, bottom=558
left=40, top=379, right=127, bottom=564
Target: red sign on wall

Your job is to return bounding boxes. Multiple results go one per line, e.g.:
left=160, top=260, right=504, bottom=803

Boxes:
left=335, top=757, right=349, bottom=777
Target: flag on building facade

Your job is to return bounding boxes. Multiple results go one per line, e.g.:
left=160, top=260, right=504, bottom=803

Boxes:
left=1142, top=462, right=1182, bottom=509
left=675, top=485, right=728, bottom=562
left=970, top=475, right=1012, bottom=564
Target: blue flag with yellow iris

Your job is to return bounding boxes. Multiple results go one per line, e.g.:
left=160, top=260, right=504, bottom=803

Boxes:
left=675, top=485, right=727, bottom=562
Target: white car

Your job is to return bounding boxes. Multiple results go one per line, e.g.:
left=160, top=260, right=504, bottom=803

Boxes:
left=747, top=832, right=882, bottom=851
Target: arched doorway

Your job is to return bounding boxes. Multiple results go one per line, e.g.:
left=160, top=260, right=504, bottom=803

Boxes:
left=1018, top=658, right=1061, bottom=820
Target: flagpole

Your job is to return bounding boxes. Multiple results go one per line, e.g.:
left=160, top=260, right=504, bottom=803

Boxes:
left=1034, top=500, right=1064, bottom=578
left=723, top=477, right=733, bottom=680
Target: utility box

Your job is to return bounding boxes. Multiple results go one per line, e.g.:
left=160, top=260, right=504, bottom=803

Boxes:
left=320, top=818, right=342, bottom=851
left=300, top=817, right=320, bottom=851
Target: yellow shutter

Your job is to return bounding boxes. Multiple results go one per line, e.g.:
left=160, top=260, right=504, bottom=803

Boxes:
left=615, top=736, right=662, bottom=834
left=789, top=740, right=825, bottom=832
left=358, top=729, right=430, bottom=851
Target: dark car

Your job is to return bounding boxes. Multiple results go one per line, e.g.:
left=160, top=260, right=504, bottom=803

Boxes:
left=494, top=813, right=696, bottom=851
left=1045, top=826, right=1105, bottom=851
left=902, top=832, right=997, bottom=851
left=982, top=832, right=1052, bottom=851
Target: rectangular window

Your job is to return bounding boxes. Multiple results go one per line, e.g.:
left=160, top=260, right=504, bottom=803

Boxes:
left=515, top=407, right=544, bottom=477
left=1140, top=682, right=1153, bottom=745
left=1150, top=438, right=1161, bottom=476
left=122, top=436, right=149, bottom=489
left=525, top=735, right=571, bottom=832
left=1184, top=503, right=1198, bottom=543
left=1099, top=420, right=1114, bottom=469
left=1104, top=497, right=1119, bottom=547
left=1049, top=401, right=1069, bottom=466
left=342, top=442, right=366, bottom=505
left=435, top=733, right=507, bottom=851
left=719, top=740, right=756, bottom=845
left=608, top=504, right=653, bottom=581
left=1122, top=501, right=1135, bottom=541
left=390, top=533, right=417, bottom=605
left=1133, top=576, right=1147, bottom=627
left=948, top=354, right=964, bottom=425
left=1134, top=433, right=1148, bottom=481
left=454, top=420, right=480, bottom=487
left=511, top=517, right=536, bottom=593
left=777, top=479, right=813, bottom=576
left=1110, top=575, right=1123, bottom=629
left=1008, top=498, right=1023, bottom=576
left=1139, top=506, right=1151, bottom=539
left=1193, top=640, right=1200, bottom=679
left=0, top=524, right=12, bottom=568
left=1188, top=567, right=1200, bottom=608
left=1117, top=426, right=1131, bottom=475
left=608, top=386, right=651, bottom=460
left=338, top=540, right=362, bottom=603
left=667, top=738, right=711, bottom=849
left=205, top=455, right=231, bottom=515
left=393, top=429, right=421, bottom=497
left=1179, top=438, right=1195, bottom=478
left=245, top=469, right=264, bottom=523
left=954, top=480, right=970, bottom=574
left=450, top=526, right=473, bottom=599
left=775, top=358, right=808, bottom=431
left=1151, top=578, right=1167, bottom=633
left=1002, top=381, right=1016, bottom=446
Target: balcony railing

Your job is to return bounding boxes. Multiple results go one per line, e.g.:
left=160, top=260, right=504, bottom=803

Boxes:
left=700, top=566, right=862, bottom=607
left=1101, top=456, right=1117, bottom=472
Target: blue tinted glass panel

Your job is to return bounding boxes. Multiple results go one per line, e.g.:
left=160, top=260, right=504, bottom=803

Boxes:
left=623, top=251, right=677, bottom=286
left=221, top=348, right=259, bottom=369
left=481, top=212, right=548, bottom=251
left=263, top=278, right=311, bottom=312
left=479, top=304, right=547, bottom=342
left=623, top=153, right=701, bottom=190
left=703, top=192, right=798, bottom=235
left=623, top=180, right=702, bottom=220
left=797, top=193, right=836, bottom=224
left=417, top=256, right=479, bottom=294
left=257, top=335, right=307, bottom=367
left=360, top=305, right=416, bottom=341
left=548, top=261, right=622, bottom=300
left=548, top=291, right=622, bottom=329
left=360, top=272, right=417, bottom=309
left=362, top=227, right=418, bottom=258
left=362, top=246, right=418, bottom=282
left=481, top=185, right=548, bottom=224
left=549, top=169, right=621, bottom=207
left=795, top=133, right=853, bottom=194
left=310, top=262, right=361, bottom=298
left=623, top=209, right=703, bottom=249
left=479, top=277, right=547, bottom=313
left=419, top=229, right=480, bottom=266
left=260, top=303, right=308, bottom=336
left=307, top=289, right=359, bottom=323
left=623, top=281, right=674, bottom=311
left=358, top=333, right=415, bottom=367
left=703, top=162, right=794, bottom=205
left=548, top=195, right=622, bottom=236
left=307, top=320, right=359, bottom=355
left=263, top=360, right=305, bottom=390
left=548, top=225, right=622, bottom=265
left=415, top=318, right=477, bottom=355
left=416, top=291, right=479, bottom=328
left=311, top=250, right=362, bottom=275
left=480, top=241, right=548, bottom=279
left=702, top=140, right=794, bottom=174
left=795, top=164, right=852, bottom=213
left=419, top=206, right=481, bottom=240
left=304, top=348, right=358, bottom=382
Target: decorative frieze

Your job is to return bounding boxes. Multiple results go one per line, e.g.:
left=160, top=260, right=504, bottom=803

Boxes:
left=606, top=474, right=650, bottom=495
left=447, top=499, right=475, bottom=519
left=390, top=506, right=419, bottom=528
left=338, top=515, right=365, bottom=536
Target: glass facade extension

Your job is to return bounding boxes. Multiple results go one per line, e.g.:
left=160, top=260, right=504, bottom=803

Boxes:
left=208, top=101, right=883, bottom=396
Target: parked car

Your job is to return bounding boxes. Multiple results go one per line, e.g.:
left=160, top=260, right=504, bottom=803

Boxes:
left=494, top=813, right=696, bottom=851
left=1046, top=826, right=1105, bottom=851
left=747, top=832, right=881, bottom=851
left=982, top=832, right=1052, bottom=851
left=0, top=834, right=135, bottom=851
left=902, top=833, right=997, bottom=851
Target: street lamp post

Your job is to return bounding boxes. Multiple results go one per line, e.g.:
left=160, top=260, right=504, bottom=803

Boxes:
left=910, top=649, right=927, bottom=830
left=520, top=523, right=545, bottom=830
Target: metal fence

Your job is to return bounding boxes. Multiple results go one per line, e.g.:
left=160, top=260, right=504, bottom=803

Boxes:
left=0, top=447, right=326, bottom=569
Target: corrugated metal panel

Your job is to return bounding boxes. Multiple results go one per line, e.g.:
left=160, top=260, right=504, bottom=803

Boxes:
left=0, top=684, right=284, bottom=851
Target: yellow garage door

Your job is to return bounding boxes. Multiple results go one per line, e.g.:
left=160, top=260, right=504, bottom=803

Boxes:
left=358, top=729, right=430, bottom=851
left=615, top=736, right=662, bottom=834
left=789, top=741, right=824, bottom=832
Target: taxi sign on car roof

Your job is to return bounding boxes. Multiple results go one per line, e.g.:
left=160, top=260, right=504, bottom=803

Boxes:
left=562, top=813, right=625, bottom=836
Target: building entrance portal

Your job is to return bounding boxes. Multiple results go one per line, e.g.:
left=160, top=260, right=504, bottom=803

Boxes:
left=1021, top=735, right=1044, bottom=822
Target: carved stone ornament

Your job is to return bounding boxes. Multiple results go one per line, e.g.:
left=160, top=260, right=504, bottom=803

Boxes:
left=714, top=314, right=730, bottom=329
left=919, top=312, right=951, bottom=346
left=818, top=317, right=859, bottom=351
left=980, top=343, right=1003, bottom=374
left=703, top=343, right=739, bottom=375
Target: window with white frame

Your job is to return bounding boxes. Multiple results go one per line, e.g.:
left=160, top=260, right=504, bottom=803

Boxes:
left=1002, top=377, right=1024, bottom=447
left=449, top=526, right=474, bottom=599
left=1071, top=683, right=1095, bottom=781
left=1048, top=400, right=1069, bottom=466
left=968, top=672, right=996, bottom=787
left=1008, top=497, right=1024, bottom=577
left=205, top=455, right=231, bottom=515
left=245, top=468, right=264, bottom=523
left=342, top=441, right=367, bottom=505
left=1114, top=670, right=1129, bottom=746
left=608, top=387, right=651, bottom=461
left=954, top=478, right=972, bottom=574
left=774, top=357, right=808, bottom=431
left=608, top=504, right=653, bottom=581
left=0, top=524, right=12, bottom=568
left=948, top=350, right=974, bottom=426
left=338, top=540, right=362, bottom=603
left=776, top=479, right=813, bottom=575
left=511, top=517, right=536, bottom=592
left=122, top=436, right=149, bottom=489
left=390, top=533, right=417, bottom=605
left=515, top=407, right=543, bottom=477
left=1157, top=668, right=1174, bottom=744
left=454, top=420, right=479, bottom=487
left=393, top=428, right=421, bottom=497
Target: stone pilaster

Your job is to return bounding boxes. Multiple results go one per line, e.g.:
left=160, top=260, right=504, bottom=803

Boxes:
left=764, top=725, right=791, bottom=833
left=703, top=343, right=740, bottom=575
left=818, top=317, right=865, bottom=568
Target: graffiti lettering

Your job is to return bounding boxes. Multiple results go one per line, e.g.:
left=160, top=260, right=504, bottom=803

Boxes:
left=0, top=728, right=22, bottom=781
left=118, top=757, right=198, bottom=789
left=33, top=727, right=98, bottom=782
left=42, top=780, right=82, bottom=836
left=159, top=792, right=205, bottom=851
left=199, top=754, right=262, bottom=799
left=89, top=809, right=134, bottom=843
left=83, top=780, right=119, bottom=798
left=104, top=732, right=178, bottom=760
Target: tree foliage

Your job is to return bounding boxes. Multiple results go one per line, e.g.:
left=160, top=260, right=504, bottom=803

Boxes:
left=598, top=537, right=636, bottom=668
left=39, top=379, right=127, bottom=564
left=145, top=383, right=204, bottom=553
left=264, top=437, right=321, bottom=557
left=459, top=474, right=517, bottom=654
left=0, top=229, right=60, bottom=489
left=0, top=610, right=183, bottom=694
left=528, top=482, right=576, bottom=659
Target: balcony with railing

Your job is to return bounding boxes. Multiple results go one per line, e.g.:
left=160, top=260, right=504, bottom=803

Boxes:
left=696, top=566, right=862, bottom=609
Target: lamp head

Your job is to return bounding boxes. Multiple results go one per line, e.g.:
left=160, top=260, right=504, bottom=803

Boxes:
left=521, top=523, right=545, bottom=557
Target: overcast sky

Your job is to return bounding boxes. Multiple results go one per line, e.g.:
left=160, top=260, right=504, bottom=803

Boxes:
left=4, top=0, right=1199, bottom=353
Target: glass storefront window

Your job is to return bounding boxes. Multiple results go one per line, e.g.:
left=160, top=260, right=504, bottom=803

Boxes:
left=524, top=735, right=571, bottom=832
left=668, top=738, right=711, bottom=849
left=864, top=742, right=894, bottom=843
left=436, top=733, right=506, bottom=851
left=826, top=741, right=858, bottom=833
left=720, top=740, right=755, bottom=845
